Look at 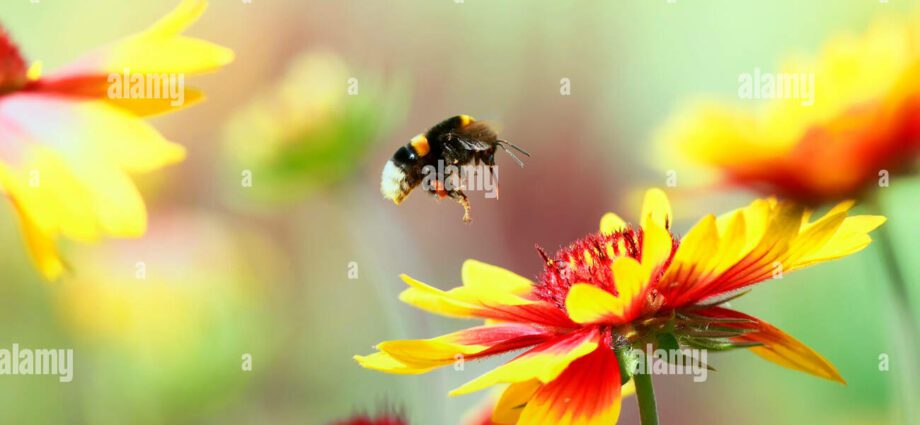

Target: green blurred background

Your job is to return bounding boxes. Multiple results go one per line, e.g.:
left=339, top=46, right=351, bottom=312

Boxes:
left=1, top=0, right=918, bottom=424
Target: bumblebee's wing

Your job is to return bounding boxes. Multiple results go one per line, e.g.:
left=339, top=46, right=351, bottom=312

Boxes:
left=451, top=135, right=493, bottom=151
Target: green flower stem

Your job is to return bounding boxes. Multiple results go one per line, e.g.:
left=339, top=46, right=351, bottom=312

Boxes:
left=616, top=344, right=659, bottom=425
left=866, top=193, right=919, bottom=339
left=866, top=192, right=920, bottom=423
left=633, top=368, right=660, bottom=425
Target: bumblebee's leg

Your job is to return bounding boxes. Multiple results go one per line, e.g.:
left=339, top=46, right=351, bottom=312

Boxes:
left=419, top=174, right=450, bottom=200
left=448, top=189, right=472, bottom=223
left=484, top=151, right=499, bottom=200
left=488, top=165, right=499, bottom=200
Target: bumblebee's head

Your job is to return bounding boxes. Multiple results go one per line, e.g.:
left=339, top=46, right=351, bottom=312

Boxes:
left=381, top=134, right=430, bottom=204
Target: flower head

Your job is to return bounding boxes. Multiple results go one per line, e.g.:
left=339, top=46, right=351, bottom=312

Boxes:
left=0, top=0, right=232, bottom=280
left=222, top=51, right=407, bottom=204
left=656, top=13, right=920, bottom=204
left=356, top=189, right=884, bottom=425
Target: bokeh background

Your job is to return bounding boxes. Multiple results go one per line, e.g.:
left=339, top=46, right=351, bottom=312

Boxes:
left=1, top=1, right=919, bottom=424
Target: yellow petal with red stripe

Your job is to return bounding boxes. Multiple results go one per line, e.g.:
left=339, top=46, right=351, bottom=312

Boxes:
left=661, top=196, right=883, bottom=306
left=379, top=324, right=551, bottom=368
left=747, top=322, right=845, bottom=384
left=449, top=329, right=599, bottom=396
left=492, top=377, right=635, bottom=424
left=697, top=307, right=844, bottom=383
left=357, top=324, right=552, bottom=375
left=399, top=264, right=574, bottom=326
left=518, top=345, right=622, bottom=425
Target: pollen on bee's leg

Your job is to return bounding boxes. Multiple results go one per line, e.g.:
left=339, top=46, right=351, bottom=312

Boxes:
left=434, top=181, right=448, bottom=199
left=453, top=192, right=472, bottom=223
left=461, top=199, right=472, bottom=223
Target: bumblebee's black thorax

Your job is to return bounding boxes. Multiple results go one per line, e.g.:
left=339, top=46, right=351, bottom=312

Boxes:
left=426, top=116, right=499, bottom=167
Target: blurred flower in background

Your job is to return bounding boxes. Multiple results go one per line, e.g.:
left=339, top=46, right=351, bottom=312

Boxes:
left=356, top=189, right=883, bottom=424
left=222, top=51, right=408, bottom=205
left=329, top=409, right=408, bottom=425
left=656, top=12, right=920, bottom=420
left=328, top=397, right=502, bottom=425
left=53, top=210, right=279, bottom=425
left=0, top=0, right=232, bottom=280
left=656, top=12, right=920, bottom=204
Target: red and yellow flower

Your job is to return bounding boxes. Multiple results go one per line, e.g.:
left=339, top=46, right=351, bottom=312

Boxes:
left=356, top=189, right=884, bottom=425
left=0, top=0, right=232, bottom=280
left=656, top=13, right=920, bottom=204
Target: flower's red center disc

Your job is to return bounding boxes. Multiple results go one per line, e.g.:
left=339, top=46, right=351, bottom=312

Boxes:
left=535, top=228, right=645, bottom=309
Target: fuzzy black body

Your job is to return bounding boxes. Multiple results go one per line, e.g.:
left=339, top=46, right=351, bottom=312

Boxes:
left=381, top=115, right=528, bottom=222
left=419, top=116, right=501, bottom=173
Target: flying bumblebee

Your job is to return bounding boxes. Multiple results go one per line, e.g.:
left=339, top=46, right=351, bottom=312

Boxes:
left=381, top=115, right=529, bottom=223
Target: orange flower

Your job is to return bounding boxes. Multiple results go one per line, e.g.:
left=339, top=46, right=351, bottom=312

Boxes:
left=356, top=189, right=884, bottom=425
left=0, top=0, right=232, bottom=279
left=656, top=13, right=920, bottom=204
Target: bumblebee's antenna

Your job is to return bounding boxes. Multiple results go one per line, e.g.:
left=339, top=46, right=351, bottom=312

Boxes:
left=496, top=140, right=529, bottom=167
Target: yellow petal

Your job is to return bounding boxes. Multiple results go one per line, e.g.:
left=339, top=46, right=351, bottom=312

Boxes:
left=27, top=61, right=43, bottom=81
left=398, top=274, right=482, bottom=318
left=492, top=377, right=636, bottom=425
left=698, top=307, right=845, bottom=384
left=104, top=87, right=205, bottom=117
left=353, top=352, right=439, bottom=375
left=664, top=214, right=720, bottom=292
left=518, top=345, right=622, bottom=425
left=747, top=320, right=845, bottom=384
left=462, top=259, right=534, bottom=297
left=640, top=188, right=672, bottom=230
left=612, top=256, right=649, bottom=304
left=492, top=380, right=542, bottom=425
left=449, top=330, right=598, bottom=396
left=600, top=212, right=627, bottom=235
left=145, top=0, right=208, bottom=38
left=641, top=220, right=673, bottom=270
left=378, top=339, right=485, bottom=369
left=565, top=284, right=629, bottom=324
left=399, top=262, right=539, bottom=320
left=793, top=214, right=886, bottom=269
left=565, top=257, right=648, bottom=324
left=57, top=0, right=233, bottom=76
left=9, top=199, right=66, bottom=281
left=377, top=324, right=549, bottom=369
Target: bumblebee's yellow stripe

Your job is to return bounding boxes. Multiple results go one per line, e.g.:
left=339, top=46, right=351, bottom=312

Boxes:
left=459, top=114, right=475, bottom=127
left=411, top=134, right=430, bottom=156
